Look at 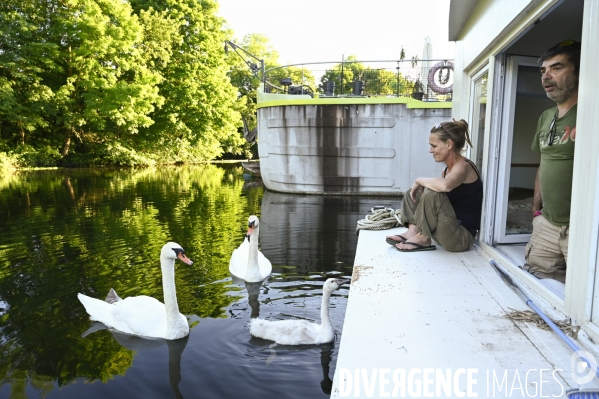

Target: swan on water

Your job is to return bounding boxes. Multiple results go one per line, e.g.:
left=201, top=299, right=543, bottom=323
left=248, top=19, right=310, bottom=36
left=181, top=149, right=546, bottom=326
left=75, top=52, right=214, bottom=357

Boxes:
left=249, top=278, right=348, bottom=345
left=229, top=215, right=272, bottom=283
left=77, top=242, right=193, bottom=340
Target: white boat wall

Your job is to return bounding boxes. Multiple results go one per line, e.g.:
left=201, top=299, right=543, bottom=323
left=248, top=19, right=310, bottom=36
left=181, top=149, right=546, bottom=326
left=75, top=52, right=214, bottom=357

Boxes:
left=256, top=91, right=451, bottom=195
left=258, top=190, right=386, bottom=274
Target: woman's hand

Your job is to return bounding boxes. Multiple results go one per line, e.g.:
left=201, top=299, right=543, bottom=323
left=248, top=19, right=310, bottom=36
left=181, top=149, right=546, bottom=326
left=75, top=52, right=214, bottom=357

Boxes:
left=410, top=180, right=424, bottom=202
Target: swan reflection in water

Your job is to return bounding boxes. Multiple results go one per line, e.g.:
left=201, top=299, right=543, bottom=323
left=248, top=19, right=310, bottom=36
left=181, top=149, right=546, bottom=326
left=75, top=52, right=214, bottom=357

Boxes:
left=248, top=335, right=335, bottom=395
left=246, top=281, right=264, bottom=319
left=229, top=275, right=266, bottom=319
left=82, top=323, right=188, bottom=399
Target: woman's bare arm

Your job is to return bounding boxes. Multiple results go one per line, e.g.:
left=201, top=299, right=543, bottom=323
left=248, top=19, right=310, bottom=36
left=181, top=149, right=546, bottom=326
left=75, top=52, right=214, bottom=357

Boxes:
left=413, top=161, right=471, bottom=193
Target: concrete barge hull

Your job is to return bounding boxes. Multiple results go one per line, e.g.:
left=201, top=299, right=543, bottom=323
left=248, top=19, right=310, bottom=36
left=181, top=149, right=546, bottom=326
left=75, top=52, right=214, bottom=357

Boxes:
left=257, top=103, right=450, bottom=195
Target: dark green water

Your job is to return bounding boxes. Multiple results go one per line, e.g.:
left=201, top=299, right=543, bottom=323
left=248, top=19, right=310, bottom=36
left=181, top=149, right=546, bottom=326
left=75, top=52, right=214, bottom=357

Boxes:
left=0, top=165, right=384, bottom=399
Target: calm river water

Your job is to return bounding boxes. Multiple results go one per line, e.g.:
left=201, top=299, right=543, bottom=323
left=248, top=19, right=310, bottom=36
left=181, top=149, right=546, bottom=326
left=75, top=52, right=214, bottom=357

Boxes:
left=0, top=165, right=386, bottom=399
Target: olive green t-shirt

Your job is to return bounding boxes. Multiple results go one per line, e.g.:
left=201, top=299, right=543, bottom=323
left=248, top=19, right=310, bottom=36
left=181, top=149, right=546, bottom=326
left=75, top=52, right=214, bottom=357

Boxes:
left=531, top=104, right=577, bottom=226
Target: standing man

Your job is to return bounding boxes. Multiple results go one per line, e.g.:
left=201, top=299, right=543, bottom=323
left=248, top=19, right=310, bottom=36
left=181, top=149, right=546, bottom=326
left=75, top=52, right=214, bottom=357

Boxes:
left=524, top=40, right=581, bottom=283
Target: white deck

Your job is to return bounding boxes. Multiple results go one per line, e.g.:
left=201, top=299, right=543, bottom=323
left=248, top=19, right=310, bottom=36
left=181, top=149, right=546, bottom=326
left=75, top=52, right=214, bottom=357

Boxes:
left=331, top=228, right=599, bottom=398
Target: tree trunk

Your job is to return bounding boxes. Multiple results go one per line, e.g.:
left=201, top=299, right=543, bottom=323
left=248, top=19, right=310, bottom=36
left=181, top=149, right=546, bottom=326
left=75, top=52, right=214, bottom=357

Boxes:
left=61, top=128, right=71, bottom=156
left=19, top=121, right=25, bottom=145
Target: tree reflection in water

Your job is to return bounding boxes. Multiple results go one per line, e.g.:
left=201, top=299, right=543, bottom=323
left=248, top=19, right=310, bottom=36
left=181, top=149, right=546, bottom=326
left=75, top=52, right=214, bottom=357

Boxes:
left=83, top=323, right=189, bottom=399
left=0, top=166, right=387, bottom=398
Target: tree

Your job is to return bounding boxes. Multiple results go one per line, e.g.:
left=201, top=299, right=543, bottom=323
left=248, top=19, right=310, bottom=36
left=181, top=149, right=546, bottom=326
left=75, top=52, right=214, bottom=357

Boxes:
left=224, top=33, right=314, bottom=158
left=318, top=56, right=356, bottom=95
left=128, top=0, right=243, bottom=162
left=228, top=33, right=279, bottom=98
left=266, top=65, right=316, bottom=95
left=1, top=0, right=247, bottom=166
left=52, top=0, right=166, bottom=156
left=318, top=54, right=415, bottom=97
left=0, top=0, right=57, bottom=148
left=225, top=33, right=278, bottom=155
left=0, top=0, right=167, bottom=161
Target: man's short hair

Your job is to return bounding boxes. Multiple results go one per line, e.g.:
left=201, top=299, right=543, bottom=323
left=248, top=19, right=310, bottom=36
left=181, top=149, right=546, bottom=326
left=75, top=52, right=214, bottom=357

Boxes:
left=539, top=40, right=581, bottom=76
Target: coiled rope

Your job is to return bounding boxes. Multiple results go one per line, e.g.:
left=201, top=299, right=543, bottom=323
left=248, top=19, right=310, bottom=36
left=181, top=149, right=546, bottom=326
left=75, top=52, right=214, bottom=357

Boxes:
left=355, top=207, right=402, bottom=235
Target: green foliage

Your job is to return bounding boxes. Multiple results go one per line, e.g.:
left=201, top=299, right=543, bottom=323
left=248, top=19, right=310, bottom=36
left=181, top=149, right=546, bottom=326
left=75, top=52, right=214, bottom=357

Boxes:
left=128, top=0, right=243, bottom=160
left=0, top=0, right=248, bottom=166
left=225, top=33, right=278, bottom=155
left=228, top=34, right=278, bottom=97
left=267, top=65, right=317, bottom=95
left=318, top=55, right=355, bottom=95
left=0, top=152, right=18, bottom=171
left=12, top=145, right=62, bottom=167
left=351, top=66, right=400, bottom=96
left=413, top=78, right=425, bottom=93
left=0, top=0, right=56, bottom=147
left=100, top=142, right=157, bottom=166
left=223, top=33, right=315, bottom=159
left=318, top=54, right=419, bottom=97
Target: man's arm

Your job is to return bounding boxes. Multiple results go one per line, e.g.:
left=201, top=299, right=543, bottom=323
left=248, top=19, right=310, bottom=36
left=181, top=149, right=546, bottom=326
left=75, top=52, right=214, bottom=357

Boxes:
left=532, top=163, right=542, bottom=218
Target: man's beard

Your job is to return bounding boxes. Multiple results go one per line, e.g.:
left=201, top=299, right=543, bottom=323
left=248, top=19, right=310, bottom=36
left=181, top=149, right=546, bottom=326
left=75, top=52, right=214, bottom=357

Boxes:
left=545, top=75, right=578, bottom=103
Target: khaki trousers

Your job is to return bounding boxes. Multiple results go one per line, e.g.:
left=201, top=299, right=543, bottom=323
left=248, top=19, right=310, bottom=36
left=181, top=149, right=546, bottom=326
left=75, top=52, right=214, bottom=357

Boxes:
left=401, top=188, right=474, bottom=252
left=523, top=214, right=569, bottom=283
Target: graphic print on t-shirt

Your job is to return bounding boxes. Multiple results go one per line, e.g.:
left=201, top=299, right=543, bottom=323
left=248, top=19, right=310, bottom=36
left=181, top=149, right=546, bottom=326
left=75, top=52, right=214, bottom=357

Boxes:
left=540, top=124, right=576, bottom=148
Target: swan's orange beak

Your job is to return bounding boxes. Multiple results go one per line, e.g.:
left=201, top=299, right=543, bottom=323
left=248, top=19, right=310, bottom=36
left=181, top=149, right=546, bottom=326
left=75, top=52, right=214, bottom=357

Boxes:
left=177, top=252, right=193, bottom=265
left=246, top=226, right=254, bottom=242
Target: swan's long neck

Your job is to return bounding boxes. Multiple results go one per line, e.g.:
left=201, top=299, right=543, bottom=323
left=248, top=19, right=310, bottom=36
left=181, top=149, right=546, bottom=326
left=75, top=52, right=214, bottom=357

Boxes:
left=161, top=256, right=183, bottom=335
left=319, top=290, right=333, bottom=332
left=245, top=225, right=262, bottom=281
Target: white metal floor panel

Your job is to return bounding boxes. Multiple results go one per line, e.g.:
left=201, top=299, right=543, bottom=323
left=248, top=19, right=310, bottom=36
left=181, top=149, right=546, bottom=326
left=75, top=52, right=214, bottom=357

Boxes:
left=331, top=228, right=598, bottom=398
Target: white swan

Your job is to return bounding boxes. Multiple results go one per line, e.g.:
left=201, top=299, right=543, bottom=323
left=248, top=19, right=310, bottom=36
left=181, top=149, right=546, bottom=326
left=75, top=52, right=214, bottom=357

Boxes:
left=229, top=215, right=272, bottom=283
left=249, top=278, right=348, bottom=345
left=77, top=242, right=193, bottom=340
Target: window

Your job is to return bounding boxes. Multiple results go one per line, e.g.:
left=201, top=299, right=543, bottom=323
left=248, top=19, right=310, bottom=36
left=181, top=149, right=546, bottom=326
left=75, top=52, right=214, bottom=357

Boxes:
left=470, top=70, right=488, bottom=171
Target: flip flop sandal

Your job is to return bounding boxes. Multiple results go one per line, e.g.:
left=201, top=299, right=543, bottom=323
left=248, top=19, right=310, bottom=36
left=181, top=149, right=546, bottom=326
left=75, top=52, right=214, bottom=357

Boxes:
left=386, top=235, right=407, bottom=246
left=396, top=242, right=437, bottom=252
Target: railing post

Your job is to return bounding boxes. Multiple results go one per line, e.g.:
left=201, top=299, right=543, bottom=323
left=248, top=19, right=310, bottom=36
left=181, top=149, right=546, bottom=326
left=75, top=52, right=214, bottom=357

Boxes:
left=340, top=55, right=344, bottom=96
left=396, top=61, right=400, bottom=97
left=261, top=59, right=265, bottom=92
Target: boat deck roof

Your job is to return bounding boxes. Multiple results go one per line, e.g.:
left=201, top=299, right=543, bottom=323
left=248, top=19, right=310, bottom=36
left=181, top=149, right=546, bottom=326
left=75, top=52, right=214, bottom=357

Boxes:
left=331, top=228, right=599, bottom=398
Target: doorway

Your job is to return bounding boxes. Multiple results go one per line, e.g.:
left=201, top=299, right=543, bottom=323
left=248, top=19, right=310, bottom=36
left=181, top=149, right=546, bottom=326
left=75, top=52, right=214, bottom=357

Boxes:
left=484, top=0, right=584, bottom=267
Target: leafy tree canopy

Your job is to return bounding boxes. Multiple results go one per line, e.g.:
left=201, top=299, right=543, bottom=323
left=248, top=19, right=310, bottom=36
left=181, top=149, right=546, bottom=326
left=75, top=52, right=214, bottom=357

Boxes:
left=0, top=0, right=247, bottom=166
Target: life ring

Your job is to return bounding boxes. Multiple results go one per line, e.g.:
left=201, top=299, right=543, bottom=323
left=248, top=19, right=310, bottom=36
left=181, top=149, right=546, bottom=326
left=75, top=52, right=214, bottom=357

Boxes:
left=428, top=61, right=454, bottom=94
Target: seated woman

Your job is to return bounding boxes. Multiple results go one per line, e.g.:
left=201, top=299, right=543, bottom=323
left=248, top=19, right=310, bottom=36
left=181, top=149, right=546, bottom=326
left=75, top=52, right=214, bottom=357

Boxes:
left=386, top=119, right=483, bottom=252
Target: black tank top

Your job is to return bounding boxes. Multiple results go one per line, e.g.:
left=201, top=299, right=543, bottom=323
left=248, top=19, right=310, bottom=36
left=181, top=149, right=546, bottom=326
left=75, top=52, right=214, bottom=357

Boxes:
left=444, top=159, right=483, bottom=236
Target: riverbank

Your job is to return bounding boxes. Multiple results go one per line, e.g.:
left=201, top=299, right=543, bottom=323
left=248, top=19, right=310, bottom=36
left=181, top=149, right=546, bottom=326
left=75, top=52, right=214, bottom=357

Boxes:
left=331, top=228, right=599, bottom=398
left=0, top=158, right=257, bottom=173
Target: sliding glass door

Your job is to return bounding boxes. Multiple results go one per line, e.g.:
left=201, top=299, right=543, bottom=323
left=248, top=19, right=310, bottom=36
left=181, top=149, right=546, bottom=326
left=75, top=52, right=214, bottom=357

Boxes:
left=493, top=56, right=553, bottom=244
